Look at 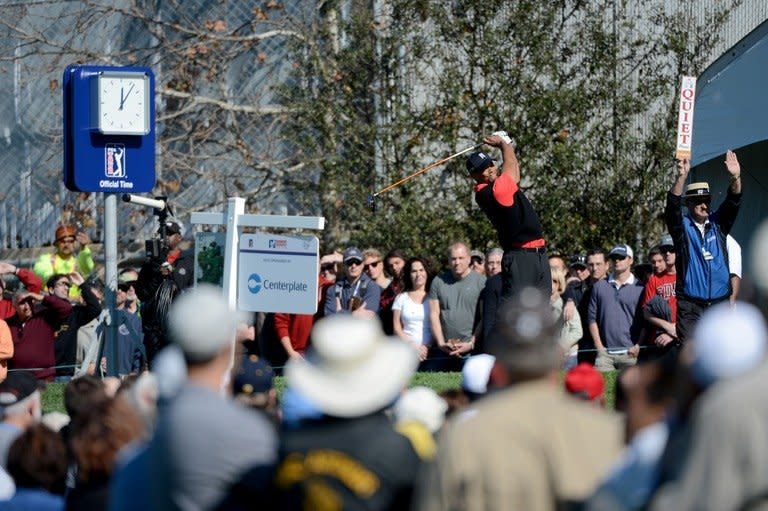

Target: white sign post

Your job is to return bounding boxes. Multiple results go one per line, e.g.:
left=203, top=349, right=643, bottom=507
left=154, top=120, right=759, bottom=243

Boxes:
left=238, top=233, right=319, bottom=314
left=190, top=197, right=325, bottom=390
left=676, top=75, right=697, bottom=160
left=190, top=197, right=325, bottom=310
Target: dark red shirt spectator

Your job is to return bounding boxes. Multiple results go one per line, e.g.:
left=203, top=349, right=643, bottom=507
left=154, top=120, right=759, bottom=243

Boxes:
left=7, top=294, right=72, bottom=380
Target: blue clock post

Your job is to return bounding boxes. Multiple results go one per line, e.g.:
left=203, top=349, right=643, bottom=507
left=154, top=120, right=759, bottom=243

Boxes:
left=63, top=64, right=157, bottom=376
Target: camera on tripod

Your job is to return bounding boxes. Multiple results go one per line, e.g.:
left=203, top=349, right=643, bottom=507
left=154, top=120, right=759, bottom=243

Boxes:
left=145, top=237, right=169, bottom=262
left=122, top=194, right=174, bottom=263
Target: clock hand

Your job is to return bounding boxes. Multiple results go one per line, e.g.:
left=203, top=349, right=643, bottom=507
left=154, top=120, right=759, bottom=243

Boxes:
left=120, top=83, right=135, bottom=111
left=119, top=84, right=135, bottom=111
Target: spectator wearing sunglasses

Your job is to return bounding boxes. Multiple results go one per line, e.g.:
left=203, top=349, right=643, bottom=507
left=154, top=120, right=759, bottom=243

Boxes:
left=588, top=244, right=644, bottom=372
left=666, top=152, right=742, bottom=344
left=363, top=248, right=401, bottom=334
left=324, top=247, right=381, bottom=317
left=51, top=272, right=101, bottom=380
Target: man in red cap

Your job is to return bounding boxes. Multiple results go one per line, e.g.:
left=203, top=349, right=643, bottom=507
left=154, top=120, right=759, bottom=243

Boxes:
left=564, top=362, right=605, bottom=406
left=32, top=225, right=94, bottom=298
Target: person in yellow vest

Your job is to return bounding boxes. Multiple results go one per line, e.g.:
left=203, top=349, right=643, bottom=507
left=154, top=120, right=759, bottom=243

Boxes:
left=33, top=225, right=94, bottom=298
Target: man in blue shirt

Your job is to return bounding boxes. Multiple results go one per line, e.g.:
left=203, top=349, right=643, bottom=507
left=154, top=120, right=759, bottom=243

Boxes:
left=588, top=244, right=644, bottom=372
left=665, top=152, right=742, bottom=344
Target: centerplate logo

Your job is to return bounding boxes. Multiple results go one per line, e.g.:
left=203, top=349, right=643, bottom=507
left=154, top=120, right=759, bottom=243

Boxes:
left=247, top=273, right=262, bottom=294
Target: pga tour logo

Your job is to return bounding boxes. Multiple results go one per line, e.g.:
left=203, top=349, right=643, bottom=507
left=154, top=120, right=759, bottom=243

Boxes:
left=105, top=144, right=126, bottom=178
left=268, top=239, right=287, bottom=249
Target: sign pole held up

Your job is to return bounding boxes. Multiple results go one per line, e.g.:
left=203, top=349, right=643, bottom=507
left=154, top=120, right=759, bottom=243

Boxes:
left=676, top=75, right=697, bottom=161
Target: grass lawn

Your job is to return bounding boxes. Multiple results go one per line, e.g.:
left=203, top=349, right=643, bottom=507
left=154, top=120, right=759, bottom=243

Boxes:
left=42, top=370, right=619, bottom=415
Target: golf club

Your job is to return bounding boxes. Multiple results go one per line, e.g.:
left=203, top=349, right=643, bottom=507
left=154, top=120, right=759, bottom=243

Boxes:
left=367, top=142, right=483, bottom=210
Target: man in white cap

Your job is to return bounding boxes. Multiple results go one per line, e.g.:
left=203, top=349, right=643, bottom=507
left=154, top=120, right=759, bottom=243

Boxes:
left=269, top=315, right=427, bottom=510
left=588, top=244, right=644, bottom=371
left=416, top=288, right=621, bottom=511
left=666, top=152, right=742, bottom=343
left=109, top=285, right=277, bottom=511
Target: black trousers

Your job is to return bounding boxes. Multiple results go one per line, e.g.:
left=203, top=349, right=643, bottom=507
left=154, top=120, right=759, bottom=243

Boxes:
left=676, top=296, right=728, bottom=343
left=500, top=250, right=551, bottom=300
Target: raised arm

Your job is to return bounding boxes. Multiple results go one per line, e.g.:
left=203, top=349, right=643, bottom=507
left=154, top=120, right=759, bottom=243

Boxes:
left=483, top=133, right=520, bottom=183
left=0, top=262, right=42, bottom=294
left=725, top=150, right=741, bottom=195
left=670, top=159, right=690, bottom=196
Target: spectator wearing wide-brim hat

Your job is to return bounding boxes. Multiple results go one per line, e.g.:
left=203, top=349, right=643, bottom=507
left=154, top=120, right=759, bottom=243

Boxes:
left=269, top=315, right=426, bottom=511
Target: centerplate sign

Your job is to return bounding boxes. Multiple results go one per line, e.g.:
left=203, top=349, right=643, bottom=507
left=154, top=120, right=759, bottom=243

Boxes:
left=238, top=233, right=319, bottom=314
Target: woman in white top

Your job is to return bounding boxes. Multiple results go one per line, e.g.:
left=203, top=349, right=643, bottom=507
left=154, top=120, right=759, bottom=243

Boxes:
left=392, top=257, right=433, bottom=362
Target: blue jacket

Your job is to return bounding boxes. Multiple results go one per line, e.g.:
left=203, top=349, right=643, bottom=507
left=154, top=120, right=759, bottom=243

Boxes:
left=665, top=190, right=741, bottom=303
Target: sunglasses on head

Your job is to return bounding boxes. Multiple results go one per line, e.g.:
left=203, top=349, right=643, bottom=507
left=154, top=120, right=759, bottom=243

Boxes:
left=363, top=261, right=381, bottom=271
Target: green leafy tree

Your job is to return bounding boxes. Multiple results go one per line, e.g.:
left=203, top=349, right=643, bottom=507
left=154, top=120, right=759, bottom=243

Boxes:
left=282, top=0, right=740, bottom=263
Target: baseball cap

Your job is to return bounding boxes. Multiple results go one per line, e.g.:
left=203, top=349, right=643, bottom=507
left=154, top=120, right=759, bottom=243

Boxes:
left=161, top=220, right=182, bottom=236
left=393, top=386, right=448, bottom=433
left=343, top=247, right=363, bottom=264
left=564, top=363, right=605, bottom=401
left=466, top=152, right=494, bottom=175
left=568, top=254, right=587, bottom=269
left=233, top=354, right=274, bottom=396
left=658, top=234, right=674, bottom=249
left=488, top=288, right=562, bottom=375
left=470, top=250, right=485, bottom=263
left=461, top=354, right=496, bottom=395
left=684, top=182, right=711, bottom=198
left=609, top=244, right=634, bottom=259
left=167, top=285, right=242, bottom=363
left=0, top=371, right=41, bottom=406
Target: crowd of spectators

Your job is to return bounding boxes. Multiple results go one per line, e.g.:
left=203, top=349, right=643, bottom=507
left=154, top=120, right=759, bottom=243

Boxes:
left=0, top=147, right=764, bottom=509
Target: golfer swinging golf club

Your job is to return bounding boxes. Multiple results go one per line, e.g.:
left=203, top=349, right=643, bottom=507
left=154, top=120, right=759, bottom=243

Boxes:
left=466, top=131, right=551, bottom=301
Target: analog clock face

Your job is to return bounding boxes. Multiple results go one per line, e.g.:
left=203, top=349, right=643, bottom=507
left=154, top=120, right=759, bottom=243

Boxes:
left=97, top=73, right=149, bottom=135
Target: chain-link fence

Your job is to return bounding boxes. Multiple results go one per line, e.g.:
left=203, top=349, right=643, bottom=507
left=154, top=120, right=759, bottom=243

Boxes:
left=0, top=0, right=311, bottom=255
